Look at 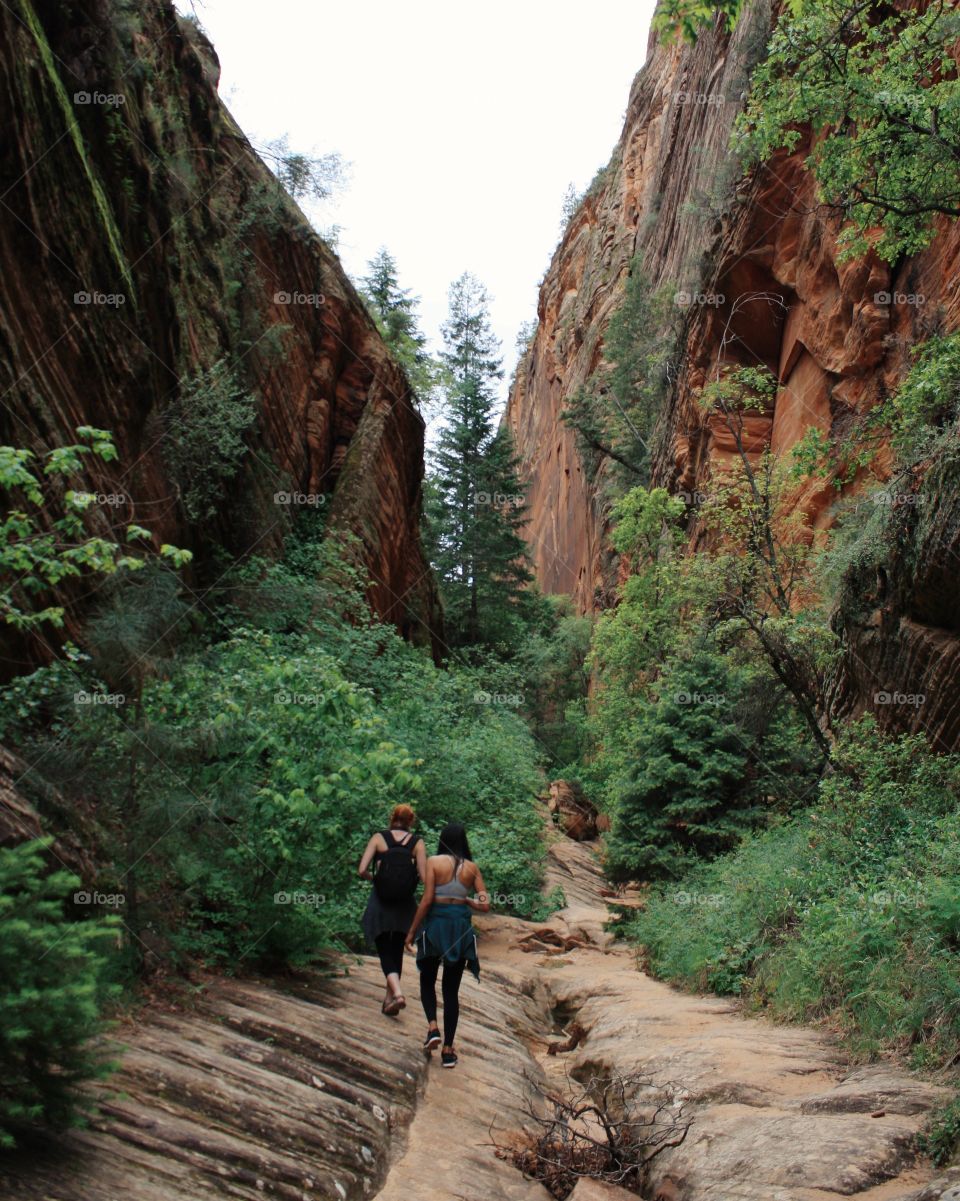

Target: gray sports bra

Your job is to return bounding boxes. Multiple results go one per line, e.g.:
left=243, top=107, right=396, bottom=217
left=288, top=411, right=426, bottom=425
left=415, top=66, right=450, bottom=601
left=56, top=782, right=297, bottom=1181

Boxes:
left=434, top=856, right=470, bottom=899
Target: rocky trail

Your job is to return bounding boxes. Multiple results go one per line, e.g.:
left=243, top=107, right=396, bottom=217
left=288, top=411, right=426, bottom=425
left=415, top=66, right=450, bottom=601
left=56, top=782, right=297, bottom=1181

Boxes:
left=2, top=835, right=956, bottom=1201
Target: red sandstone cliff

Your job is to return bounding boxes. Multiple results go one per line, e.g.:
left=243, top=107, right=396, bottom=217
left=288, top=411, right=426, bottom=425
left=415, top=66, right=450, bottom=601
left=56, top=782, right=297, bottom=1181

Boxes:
left=506, top=1, right=960, bottom=747
left=0, top=0, right=440, bottom=664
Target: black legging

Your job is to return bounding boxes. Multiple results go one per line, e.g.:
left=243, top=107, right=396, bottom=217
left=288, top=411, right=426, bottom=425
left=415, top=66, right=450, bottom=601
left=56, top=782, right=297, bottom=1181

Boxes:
left=418, top=956, right=466, bottom=1047
left=375, top=931, right=405, bottom=978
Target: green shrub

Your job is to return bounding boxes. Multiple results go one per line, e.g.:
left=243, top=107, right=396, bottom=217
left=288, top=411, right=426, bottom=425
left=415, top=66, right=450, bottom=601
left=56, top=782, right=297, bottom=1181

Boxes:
left=6, top=517, right=551, bottom=973
left=0, top=840, right=117, bottom=1148
left=163, top=359, right=257, bottom=521
left=920, top=1094, right=960, bottom=1167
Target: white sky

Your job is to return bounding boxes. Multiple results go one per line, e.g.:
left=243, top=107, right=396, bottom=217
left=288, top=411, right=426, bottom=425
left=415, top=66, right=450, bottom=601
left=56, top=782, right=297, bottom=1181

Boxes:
left=183, top=0, right=657, bottom=405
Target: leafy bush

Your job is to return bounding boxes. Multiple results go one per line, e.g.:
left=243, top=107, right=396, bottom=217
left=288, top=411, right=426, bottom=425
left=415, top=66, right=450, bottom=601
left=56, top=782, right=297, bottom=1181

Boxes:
left=163, top=359, right=257, bottom=521
left=0, top=427, right=187, bottom=630
left=581, top=486, right=820, bottom=877
left=150, top=631, right=424, bottom=967
left=920, top=1094, right=960, bottom=1167
left=6, top=514, right=552, bottom=973
left=0, top=840, right=117, bottom=1148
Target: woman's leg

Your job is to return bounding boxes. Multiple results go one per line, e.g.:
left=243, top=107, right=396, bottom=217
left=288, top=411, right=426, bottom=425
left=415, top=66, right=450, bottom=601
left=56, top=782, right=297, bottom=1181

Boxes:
left=375, top=932, right=405, bottom=999
left=419, top=955, right=440, bottom=1030
left=440, top=958, right=467, bottom=1048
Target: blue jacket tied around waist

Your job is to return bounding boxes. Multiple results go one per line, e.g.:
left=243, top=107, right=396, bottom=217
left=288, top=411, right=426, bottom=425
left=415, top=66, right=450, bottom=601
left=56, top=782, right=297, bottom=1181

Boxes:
left=416, top=902, right=480, bottom=979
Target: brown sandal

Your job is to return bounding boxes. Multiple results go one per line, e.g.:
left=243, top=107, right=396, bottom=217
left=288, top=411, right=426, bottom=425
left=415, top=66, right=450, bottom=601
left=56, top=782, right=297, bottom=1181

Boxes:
left=383, top=993, right=405, bottom=1016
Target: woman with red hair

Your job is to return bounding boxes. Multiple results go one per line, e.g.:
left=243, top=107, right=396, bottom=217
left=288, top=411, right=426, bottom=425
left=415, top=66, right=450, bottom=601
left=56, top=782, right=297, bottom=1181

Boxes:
left=358, top=804, right=427, bottom=1015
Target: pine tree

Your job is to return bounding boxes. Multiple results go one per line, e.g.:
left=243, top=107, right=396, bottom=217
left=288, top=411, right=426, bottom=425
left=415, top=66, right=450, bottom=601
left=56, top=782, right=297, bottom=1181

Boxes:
left=361, top=248, right=441, bottom=412
left=606, top=648, right=759, bottom=881
left=427, top=273, right=534, bottom=650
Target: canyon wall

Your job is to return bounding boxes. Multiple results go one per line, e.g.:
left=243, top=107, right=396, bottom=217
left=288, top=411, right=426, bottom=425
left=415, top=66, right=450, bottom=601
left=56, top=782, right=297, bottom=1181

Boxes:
left=505, top=3, right=774, bottom=611
left=505, top=1, right=960, bottom=748
left=0, top=0, right=440, bottom=665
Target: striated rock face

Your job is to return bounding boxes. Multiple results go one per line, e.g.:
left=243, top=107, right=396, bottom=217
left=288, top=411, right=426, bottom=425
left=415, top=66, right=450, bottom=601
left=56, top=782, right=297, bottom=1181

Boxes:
left=505, top=4, right=775, bottom=611
left=506, top=0, right=960, bottom=747
left=0, top=967, right=431, bottom=1201
left=0, top=0, right=440, bottom=665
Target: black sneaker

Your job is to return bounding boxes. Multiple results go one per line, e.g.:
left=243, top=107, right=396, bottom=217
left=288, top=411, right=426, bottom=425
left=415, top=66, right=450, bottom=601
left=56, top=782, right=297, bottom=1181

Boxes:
left=441, top=1049, right=458, bottom=1069
left=423, top=1028, right=441, bottom=1051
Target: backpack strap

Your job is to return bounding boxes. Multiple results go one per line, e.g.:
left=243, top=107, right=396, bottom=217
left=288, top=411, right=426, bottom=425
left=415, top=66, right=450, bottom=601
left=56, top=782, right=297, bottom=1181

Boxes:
left=383, top=829, right=417, bottom=851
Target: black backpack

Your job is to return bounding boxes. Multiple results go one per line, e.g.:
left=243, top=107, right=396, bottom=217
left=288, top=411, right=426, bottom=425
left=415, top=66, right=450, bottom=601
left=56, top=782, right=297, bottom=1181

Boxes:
left=374, top=830, right=420, bottom=904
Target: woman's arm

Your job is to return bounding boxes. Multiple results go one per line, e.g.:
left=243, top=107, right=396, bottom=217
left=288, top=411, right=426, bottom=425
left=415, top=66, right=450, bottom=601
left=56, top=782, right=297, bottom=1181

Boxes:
left=405, top=860, right=436, bottom=950
left=414, top=837, right=427, bottom=883
left=468, top=865, right=491, bottom=913
left=357, top=834, right=381, bottom=881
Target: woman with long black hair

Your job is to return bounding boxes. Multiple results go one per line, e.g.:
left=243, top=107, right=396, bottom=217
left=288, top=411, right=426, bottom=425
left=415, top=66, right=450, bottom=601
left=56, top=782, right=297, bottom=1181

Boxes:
left=405, top=822, right=489, bottom=1068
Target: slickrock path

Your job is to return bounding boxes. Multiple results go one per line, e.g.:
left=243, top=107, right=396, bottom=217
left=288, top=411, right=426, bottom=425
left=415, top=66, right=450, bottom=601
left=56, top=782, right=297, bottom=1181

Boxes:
left=376, top=838, right=953, bottom=1201
left=1, top=836, right=955, bottom=1201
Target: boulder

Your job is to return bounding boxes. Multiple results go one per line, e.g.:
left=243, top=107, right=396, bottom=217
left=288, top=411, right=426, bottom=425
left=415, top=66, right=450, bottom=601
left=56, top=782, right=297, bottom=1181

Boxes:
left=548, top=780, right=602, bottom=841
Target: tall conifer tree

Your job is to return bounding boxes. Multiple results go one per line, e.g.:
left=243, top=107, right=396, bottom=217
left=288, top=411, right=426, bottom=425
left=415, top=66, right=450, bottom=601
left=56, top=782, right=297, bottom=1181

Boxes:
left=427, top=273, right=534, bottom=649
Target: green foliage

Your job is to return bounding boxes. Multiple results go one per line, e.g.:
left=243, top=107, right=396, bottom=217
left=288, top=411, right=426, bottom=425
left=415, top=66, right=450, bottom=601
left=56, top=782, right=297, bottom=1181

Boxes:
left=798, top=334, right=960, bottom=626
left=606, top=648, right=757, bottom=880
left=581, top=486, right=820, bottom=878
left=0, top=428, right=188, bottom=629
left=361, top=247, right=445, bottom=415
left=259, top=135, right=345, bottom=203
left=630, top=718, right=960, bottom=1065
left=7, top=515, right=551, bottom=974
left=880, top=333, right=960, bottom=467
left=426, top=273, right=536, bottom=650
left=697, top=368, right=836, bottom=758
left=150, top=630, right=426, bottom=967
left=920, top=1095, right=960, bottom=1167
left=736, top=0, right=960, bottom=261
left=0, top=839, right=118, bottom=1148
left=513, top=595, right=593, bottom=769
left=560, top=182, right=582, bottom=229
left=562, top=265, right=679, bottom=489
left=653, top=0, right=746, bottom=42
left=795, top=334, right=960, bottom=490
left=163, top=359, right=257, bottom=521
